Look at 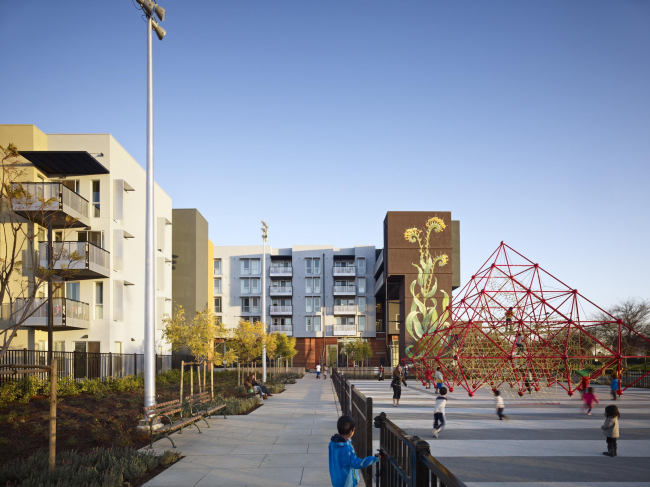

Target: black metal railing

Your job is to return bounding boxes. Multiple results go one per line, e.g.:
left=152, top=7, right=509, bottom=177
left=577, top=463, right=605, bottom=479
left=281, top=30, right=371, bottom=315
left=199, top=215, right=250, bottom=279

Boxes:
left=0, top=349, right=193, bottom=382
left=352, top=384, right=373, bottom=486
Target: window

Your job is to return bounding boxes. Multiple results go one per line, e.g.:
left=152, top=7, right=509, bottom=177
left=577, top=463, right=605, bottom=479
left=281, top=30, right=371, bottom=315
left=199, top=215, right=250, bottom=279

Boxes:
left=214, top=278, right=222, bottom=295
left=241, top=259, right=250, bottom=275
left=359, top=316, right=366, bottom=332
left=251, top=258, right=261, bottom=275
left=305, top=277, right=320, bottom=293
left=273, top=317, right=292, bottom=326
left=306, top=296, right=321, bottom=313
left=214, top=297, right=222, bottom=313
left=214, top=259, right=222, bottom=275
left=95, top=282, right=103, bottom=319
left=335, top=317, right=355, bottom=326
left=241, top=297, right=260, bottom=313
left=305, top=258, right=321, bottom=275
left=66, top=282, right=80, bottom=301
left=306, top=316, right=322, bottom=332
left=357, top=258, right=366, bottom=275
left=252, top=278, right=261, bottom=294
left=273, top=298, right=291, bottom=307
left=92, top=180, right=100, bottom=217
left=314, top=277, right=321, bottom=293
left=335, top=298, right=354, bottom=306
left=358, top=296, right=366, bottom=312
left=358, top=277, right=366, bottom=293
left=272, top=280, right=291, bottom=289
left=305, top=278, right=312, bottom=293
left=241, top=278, right=250, bottom=294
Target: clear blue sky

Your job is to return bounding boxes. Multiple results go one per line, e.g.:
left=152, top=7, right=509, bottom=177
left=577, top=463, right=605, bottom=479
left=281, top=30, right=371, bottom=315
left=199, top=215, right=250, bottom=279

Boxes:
left=1, top=0, right=648, bottom=309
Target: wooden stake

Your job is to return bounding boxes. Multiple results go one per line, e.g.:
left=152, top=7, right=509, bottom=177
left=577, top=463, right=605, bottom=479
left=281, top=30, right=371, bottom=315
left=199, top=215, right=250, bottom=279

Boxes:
left=180, top=361, right=184, bottom=404
left=190, top=365, right=194, bottom=398
left=49, top=359, right=57, bottom=473
left=210, top=361, right=214, bottom=399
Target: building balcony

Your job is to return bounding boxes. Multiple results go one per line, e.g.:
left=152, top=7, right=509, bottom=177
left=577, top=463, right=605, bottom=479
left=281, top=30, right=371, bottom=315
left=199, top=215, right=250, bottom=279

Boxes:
left=333, top=305, right=357, bottom=315
left=373, top=250, right=384, bottom=276
left=39, top=241, right=110, bottom=279
left=270, top=266, right=293, bottom=277
left=270, top=286, right=292, bottom=296
left=373, top=271, right=385, bottom=296
left=333, top=285, right=356, bottom=296
left=269, top=305, right=292, bottom=315
left=11, top=297, right=90, bottom=330
left=333, top=266, right=356, bottom=277
left=269, top=324, right=293, bottom=336
left=333, top=324, right=358, bottom=336
left=11, top=182, right=90, bottom=228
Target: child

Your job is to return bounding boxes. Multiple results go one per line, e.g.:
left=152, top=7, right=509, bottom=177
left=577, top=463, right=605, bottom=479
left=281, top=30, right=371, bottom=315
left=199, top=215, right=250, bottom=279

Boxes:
left=390, top=366, right=408, bottom=407
left=601, top=404, right=620, bottom=457
left=494, top=390, right=507, bottom=420
left=505, top=307, right=514, bottom=331
left=610, top=375, right=619, bottom=401
left=425, top=369, right=433, bottom=389
left=329, top=415, right=380, bottom=487
left=582, top=387, right=600, bottom=415
left=432, top=386, right=448, bottom=438
left=434, top=367, right=444, bottom=394
left=316, top=364, right=321, bottom=379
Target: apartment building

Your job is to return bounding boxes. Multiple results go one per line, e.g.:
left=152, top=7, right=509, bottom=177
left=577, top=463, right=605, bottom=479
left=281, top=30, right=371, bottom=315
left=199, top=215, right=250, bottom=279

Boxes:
left=211, top=212, right=460, bottom=369
left=0, top=124, right=173, bottom=355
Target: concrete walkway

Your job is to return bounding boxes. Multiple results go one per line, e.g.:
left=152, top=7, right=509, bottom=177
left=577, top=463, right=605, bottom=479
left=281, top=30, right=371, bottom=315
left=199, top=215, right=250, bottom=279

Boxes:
left=143, top=373, right=338, bottom=487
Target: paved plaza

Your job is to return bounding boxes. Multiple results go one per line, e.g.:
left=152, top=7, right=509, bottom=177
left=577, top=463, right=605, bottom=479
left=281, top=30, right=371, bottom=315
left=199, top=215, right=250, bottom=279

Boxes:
left=142, top=374, right=338, bottom=487
left=351, top=379, right=650, bottom=487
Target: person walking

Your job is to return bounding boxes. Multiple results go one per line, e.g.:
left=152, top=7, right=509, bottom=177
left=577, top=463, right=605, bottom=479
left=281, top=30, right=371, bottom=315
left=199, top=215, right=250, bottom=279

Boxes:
left=494, top=390, right=507, bottom=420
left=378, top=364, right=384, bottom=381
left=425, top=369, right=433, bottom=390
left=323, top=365, right=328, bottom=379
left=432, top=387, right=448, bottom=437
left=582, top=387, right=600, bottom=415
left=601, top=405, right=620, bottom=457
left=390, top=366, right=408, bottom=407
left=610, top=374, right=619, bottom=401
left=316, top=363, right=321, bottom=379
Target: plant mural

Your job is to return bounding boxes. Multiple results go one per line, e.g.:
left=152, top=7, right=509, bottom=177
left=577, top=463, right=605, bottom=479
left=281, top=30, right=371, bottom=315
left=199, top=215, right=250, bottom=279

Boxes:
left=403, top=217, right=451, bottom=358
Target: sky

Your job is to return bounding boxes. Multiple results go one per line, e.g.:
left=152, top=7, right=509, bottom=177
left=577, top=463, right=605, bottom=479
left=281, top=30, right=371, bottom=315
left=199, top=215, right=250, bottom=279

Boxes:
left=1, top=0, right=648, bottom=310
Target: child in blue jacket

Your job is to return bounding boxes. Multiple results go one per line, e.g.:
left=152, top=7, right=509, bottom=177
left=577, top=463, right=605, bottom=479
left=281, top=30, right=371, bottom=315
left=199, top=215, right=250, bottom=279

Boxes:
left=329, top=415, right=380, bottom=487
left=610, top=375, right=619, bottom=401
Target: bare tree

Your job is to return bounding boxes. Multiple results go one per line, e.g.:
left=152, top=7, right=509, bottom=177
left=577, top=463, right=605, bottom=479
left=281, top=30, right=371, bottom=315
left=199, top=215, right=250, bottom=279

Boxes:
left=594, top=297, right=650, bottom=358
left=0, top=144, right=81, bottom=360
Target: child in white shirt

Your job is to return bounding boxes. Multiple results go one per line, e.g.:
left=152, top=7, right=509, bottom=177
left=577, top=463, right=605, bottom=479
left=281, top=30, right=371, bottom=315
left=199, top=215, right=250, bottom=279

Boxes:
left=494, top=390, right=507, bottom=420
left=432, top=387, right=448, bottom=438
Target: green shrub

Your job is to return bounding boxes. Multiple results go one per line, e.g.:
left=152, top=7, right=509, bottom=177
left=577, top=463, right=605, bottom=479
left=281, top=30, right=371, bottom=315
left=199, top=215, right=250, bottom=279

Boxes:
left=268, top=383, right=285, bottom=394
left=0, top=447, right=181, bottom=487
left=221, top=396, right=260, bottom=415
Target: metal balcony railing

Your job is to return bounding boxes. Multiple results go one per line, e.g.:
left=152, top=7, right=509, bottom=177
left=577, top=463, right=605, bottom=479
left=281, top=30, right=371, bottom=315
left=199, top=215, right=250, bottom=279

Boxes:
left=333, top=324, right=357, bottom=336
left=333, top=285, right=356, bottom=295
left=39, top=241, right=110, bottom=277
left=269, top=305, right=292, bottom=315
left=11, top=182, right=90, bottom=220
left=333, top=266, right=356, bottom=276
left=270, top=286, right=292, bottom=296
left=270, top=266, right=293, bottom=276
left=334, top=305, right=357, bottom=314
left=12, top=297, right=90, bottom=329
left=269, top=324, right=293, bottom=335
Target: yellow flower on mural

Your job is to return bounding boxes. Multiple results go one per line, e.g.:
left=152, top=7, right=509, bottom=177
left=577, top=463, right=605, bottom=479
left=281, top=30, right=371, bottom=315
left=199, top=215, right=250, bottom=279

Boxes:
left=439, top=254, right=449, bottom=266
left=426, top=217, right=446, bottom=232
left=404, top=228, right=421, bottom=243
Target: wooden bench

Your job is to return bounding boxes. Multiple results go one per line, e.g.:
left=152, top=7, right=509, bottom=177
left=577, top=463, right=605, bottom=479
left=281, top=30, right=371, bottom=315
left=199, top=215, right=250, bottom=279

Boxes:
left=143, top=399, right=205, bottom=449
left=184, top=391, right=227, bottom=420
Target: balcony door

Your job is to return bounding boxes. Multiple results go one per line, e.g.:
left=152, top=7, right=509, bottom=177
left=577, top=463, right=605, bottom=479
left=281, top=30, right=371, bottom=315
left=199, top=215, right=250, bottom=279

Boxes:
left=78, top=231, right=103, bottom=248
left=66, top=282, right=80, bottom=301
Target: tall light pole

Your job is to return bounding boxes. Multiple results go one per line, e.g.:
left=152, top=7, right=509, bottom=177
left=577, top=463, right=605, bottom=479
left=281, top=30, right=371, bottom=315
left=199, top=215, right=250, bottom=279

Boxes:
left=261, top=220, right=269, bottom=382
left=136, top=0, right=167, bottom=409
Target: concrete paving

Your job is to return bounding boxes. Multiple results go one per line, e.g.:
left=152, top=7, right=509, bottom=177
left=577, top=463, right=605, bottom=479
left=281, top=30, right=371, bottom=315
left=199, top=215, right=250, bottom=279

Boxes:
left=142, top=374, right=339, bottom=487
left=351, top=380, right=650, bottom=486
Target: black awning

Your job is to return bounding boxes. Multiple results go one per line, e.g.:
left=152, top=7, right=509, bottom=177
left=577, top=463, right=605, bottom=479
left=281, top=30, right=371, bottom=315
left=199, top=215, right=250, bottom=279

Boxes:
left=19, top=151, right=109, bottom=176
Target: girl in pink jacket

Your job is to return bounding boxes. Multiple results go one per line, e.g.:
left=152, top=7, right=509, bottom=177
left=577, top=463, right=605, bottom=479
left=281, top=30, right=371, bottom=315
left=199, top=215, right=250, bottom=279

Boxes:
left=582, top=387, right=600, bottom=415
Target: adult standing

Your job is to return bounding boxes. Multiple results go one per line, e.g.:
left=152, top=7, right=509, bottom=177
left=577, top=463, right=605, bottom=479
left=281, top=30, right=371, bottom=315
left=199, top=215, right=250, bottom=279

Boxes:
left=378, top=364, right=384, bottom=381
left=390, top=365, right=408, bottom=407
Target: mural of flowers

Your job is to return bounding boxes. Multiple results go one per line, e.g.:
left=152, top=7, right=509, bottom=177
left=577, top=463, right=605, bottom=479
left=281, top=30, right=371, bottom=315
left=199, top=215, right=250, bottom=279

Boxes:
left=404, top=217, right=451, bottom=358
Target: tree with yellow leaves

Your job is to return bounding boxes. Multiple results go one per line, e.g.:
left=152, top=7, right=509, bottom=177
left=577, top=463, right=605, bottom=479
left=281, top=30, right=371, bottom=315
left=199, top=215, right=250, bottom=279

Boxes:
left=162, top=305, right=228, bottom=362
left=274, top=333, right=298, bottom=372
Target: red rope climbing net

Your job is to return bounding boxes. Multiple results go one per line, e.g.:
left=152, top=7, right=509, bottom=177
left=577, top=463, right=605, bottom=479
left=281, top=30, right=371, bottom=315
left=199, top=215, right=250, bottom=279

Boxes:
left=406, top=242, right=650, bottom=397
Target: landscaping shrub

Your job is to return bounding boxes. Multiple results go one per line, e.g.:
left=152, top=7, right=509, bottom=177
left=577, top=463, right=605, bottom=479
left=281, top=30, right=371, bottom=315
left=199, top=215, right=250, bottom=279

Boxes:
left=268, top=383, right=285, bottom=394
left=0, top=447, right=181, bottom=487
left=221, top=396, right=260, bottom=415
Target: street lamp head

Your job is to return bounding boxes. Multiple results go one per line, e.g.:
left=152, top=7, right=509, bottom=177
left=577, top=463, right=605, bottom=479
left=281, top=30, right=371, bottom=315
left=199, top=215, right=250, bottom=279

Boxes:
left=151, top=19, right=167, bottom=40
left=154, top=4, right=166, bottom=22
left=137, top=0, right=166, bottom=23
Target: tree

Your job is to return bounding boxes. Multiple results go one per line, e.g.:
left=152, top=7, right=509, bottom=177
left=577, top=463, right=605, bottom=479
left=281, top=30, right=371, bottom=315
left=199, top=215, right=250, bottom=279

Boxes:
left=1, top=144, right=82, bottom=360
left=274, top=332, right=298, bottom=372
left=595, top=298, right=650, bottom=358
left=341, top=339, right=373, bottom=367
left=230, top=319, right=267, bottom=382
left=162, top=305, right=226, bottom=361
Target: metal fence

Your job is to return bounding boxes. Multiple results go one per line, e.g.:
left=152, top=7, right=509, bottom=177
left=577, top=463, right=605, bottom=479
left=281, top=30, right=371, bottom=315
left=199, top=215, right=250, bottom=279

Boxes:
left=0, top=349, right=192, bottom=382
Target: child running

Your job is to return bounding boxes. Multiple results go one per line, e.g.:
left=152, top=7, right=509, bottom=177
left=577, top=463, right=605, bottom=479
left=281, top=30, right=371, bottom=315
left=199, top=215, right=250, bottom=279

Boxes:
left=601, top=404, right=620, bottom=457
left=582, top=387, right=600, bottom=415
left=610, top=374, right=619, bottom=401
left=432, top=386, right=448, bottom=438
left=425, top=369, right=433, bottom=389
left=494, top=390, right=507, bottom=420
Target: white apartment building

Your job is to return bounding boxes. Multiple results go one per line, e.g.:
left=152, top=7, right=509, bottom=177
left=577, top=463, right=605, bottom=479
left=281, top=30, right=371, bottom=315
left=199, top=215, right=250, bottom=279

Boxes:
left=1, top=125, right=172, bottom=356
left=212, top=245, right=377, bottom=368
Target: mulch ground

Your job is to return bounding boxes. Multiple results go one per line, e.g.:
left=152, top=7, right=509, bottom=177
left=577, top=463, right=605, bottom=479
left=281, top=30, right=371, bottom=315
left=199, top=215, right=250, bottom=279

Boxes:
left=0, top=375, right=259, bottom=465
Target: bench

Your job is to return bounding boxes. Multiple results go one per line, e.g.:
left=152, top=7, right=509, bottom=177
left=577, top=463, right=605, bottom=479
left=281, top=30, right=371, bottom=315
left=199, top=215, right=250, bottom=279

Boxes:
left=143, top=399, right=205, bottom=449
left=184, top=391, right=227, bottom=420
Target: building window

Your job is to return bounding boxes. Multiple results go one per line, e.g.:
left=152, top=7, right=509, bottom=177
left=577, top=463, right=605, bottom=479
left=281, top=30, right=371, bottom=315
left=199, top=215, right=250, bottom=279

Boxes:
left=95, top=282, right=103, bottom=319
left=214, top=297, right=222, bottom=313
left=306, top=277, right=320, bottom=293
left=357, top=257, right=366, bottom=275
left=306, top=316, right=322, bottom=332
left=241, top=297, right=260, bottom=313
left=241, top=259, right=250, bottom=275
left=272, top=298, right=291, bottom=307
left=92, top=180, right=100, bottom=217
left=272, top=280, right=291, bottom=289
left=273, top=317, right=291, bottom=326
left=358, top=315, right=366, bottom=332
left=358, top=296, right=366, bottom=312
left=241, top=278, right=250, bottom=294
left=251, top=258, right=261, bottom=275
left=305, top=258, right=321, bottom=275
left=252, top=278, right=261, bottom=294
left=335, top=316, right=355, bottom=326
left=66, top=282, right=80, bottom=301
left=335, top=298, right=354, bottom=306
left=214, top=259, right=222, bottom=275
left=314, top=277, right=321, bottom=293
left=306, top=296, right=321, bottom=313
left=358, top=277, right=366, bottom=293
left=214, top=278, right=222, bottom=295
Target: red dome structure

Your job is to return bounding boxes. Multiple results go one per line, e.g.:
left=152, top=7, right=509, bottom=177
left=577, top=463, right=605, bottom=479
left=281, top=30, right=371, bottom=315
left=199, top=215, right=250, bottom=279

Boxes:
left=407, top=242, right=650, bottom=398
